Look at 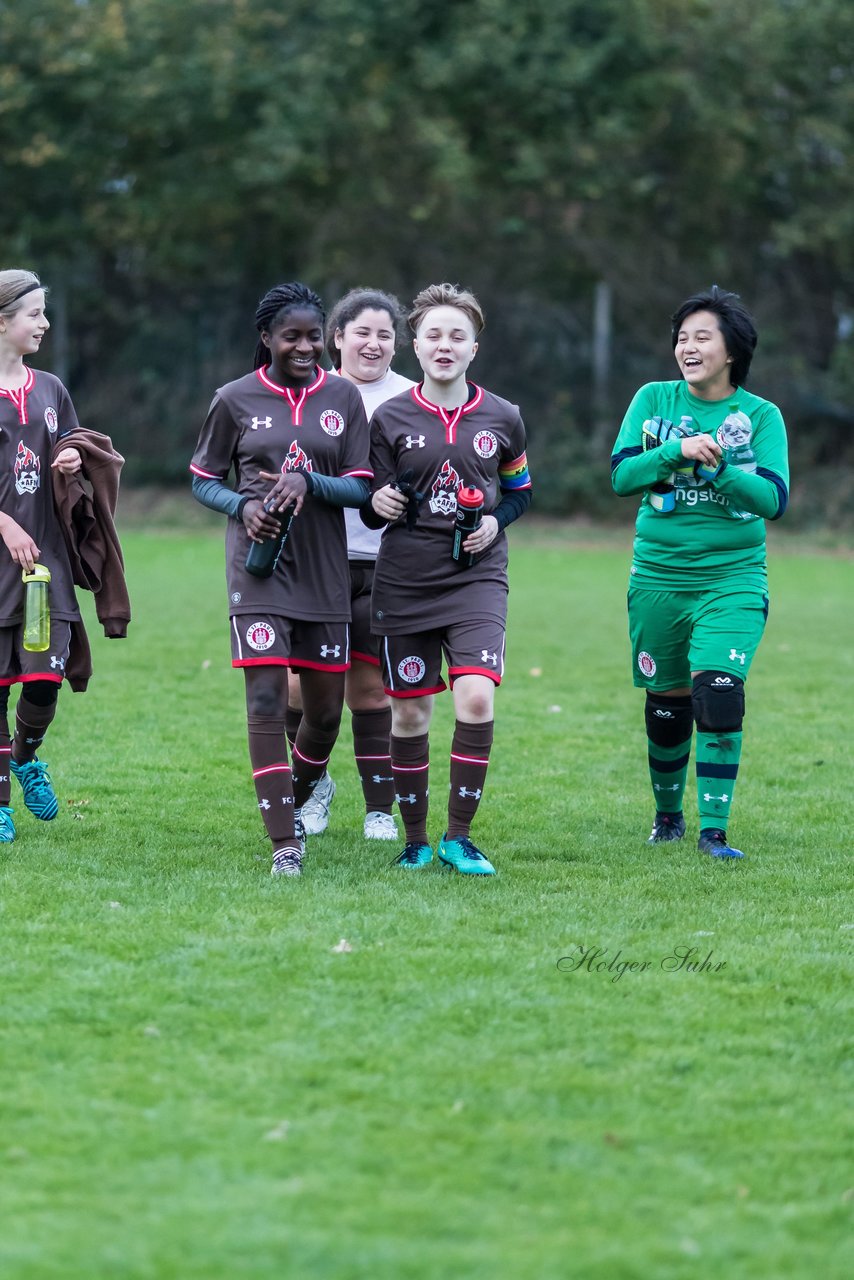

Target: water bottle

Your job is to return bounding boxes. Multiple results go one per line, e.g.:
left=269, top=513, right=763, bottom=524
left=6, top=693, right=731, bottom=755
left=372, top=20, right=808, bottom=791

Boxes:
left=452, top=486, right=484, bottom=567
left=718, top=401, right=755, bottom=471
left=22, top=564, right=51, bottom=652
left=245, top=500, right=296, bottom=578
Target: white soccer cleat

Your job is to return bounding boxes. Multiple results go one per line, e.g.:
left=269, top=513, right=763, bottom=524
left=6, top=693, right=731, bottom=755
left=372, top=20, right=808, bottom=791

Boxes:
left=300, top=772, right=336, bottom=835
left=363, top=810, right=398, bottom=840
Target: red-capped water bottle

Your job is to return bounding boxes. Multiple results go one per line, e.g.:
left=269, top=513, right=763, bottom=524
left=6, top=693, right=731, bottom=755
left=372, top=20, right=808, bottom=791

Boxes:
left=452, top=486, right=484, bottom=568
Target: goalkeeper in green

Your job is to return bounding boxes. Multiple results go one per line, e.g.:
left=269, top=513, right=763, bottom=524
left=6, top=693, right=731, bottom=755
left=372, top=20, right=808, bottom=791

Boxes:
left=610, top=286, right=789, bottom=859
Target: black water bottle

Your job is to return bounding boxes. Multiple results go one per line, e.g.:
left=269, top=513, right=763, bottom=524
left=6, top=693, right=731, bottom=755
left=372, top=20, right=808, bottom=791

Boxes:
left=245, top=500, right=296, bottom=578
left=452, top=486, right=484, bottom=568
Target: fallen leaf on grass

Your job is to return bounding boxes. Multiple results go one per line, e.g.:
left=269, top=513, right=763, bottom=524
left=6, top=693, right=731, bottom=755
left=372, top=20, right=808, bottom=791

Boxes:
left=263, top=1121, right=290, bottom=1142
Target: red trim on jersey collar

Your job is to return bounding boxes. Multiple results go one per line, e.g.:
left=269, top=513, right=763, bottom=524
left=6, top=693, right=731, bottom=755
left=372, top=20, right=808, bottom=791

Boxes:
left=411, top=382, right=484, bottom=444
left=255, top=365, right=327, bottom=427
left=0, top=367, right=36, bottom=425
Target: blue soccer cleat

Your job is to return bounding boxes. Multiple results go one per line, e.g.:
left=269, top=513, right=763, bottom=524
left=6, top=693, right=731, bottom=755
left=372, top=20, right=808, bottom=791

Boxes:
left=0, top=806, right=15, bottom=842
left=10, top=757, right=59, bottom=821
left=437, top=834, right=496, bottom=876
left=698, top=828, right=745, bottom=860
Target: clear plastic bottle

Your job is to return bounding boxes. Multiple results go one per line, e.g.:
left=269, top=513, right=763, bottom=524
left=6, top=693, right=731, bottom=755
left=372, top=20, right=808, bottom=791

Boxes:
left=22, top=563, right=51, bottom=652
left=719, top=401, right=755, bottom=466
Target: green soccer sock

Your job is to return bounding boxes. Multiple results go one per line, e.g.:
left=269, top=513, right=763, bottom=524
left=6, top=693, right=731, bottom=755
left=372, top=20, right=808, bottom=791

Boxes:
left=695, top=731, right=742, bottom=831
left=648, top=735, right=692, bottom=814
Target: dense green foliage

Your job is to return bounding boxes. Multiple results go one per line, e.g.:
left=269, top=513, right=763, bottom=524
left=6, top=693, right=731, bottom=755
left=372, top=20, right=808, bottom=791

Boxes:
left=0, top=526, right=850, bottom=1277
left=2, top=1, right=854, bottom=521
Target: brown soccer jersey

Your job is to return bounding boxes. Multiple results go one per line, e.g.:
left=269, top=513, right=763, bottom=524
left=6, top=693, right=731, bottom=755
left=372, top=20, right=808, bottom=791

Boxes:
left=0, top=368, right=82, bottom=626
left=190, top=367, right=371, bottom=621
left=369, top=383, right=531, bottom=634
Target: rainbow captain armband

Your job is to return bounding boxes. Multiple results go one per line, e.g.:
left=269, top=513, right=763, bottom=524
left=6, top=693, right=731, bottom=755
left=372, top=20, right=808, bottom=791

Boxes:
left=498, top=452, right=531, bottom=491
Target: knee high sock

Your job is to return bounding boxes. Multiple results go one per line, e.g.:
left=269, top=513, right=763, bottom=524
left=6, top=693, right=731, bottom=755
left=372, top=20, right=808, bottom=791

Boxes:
left=285, top=705, right=302, bottom=755
left=246, top=713, right=297, bottom=850
left=0, top=691, right=10, bottom=806
left=645, top=693, right=693, bottom=815
left=352, top=707, right=395, bottom=814
left=12, top=693, right=58, bottom=765
left=292, top=723, right=339, bottom=811
left=390, top=732, right=429, bottom=845
left=447, top=720, right=493, bottom=839
left=696, top=731, right=742, bottom=833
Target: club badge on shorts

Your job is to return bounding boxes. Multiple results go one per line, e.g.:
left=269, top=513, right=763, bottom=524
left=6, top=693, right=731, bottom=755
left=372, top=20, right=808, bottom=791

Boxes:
left=247, top=621, right=275, bottom=651
left=398, top=655, right=426, bottom=684
left=637, top=651, right=657, bottom=677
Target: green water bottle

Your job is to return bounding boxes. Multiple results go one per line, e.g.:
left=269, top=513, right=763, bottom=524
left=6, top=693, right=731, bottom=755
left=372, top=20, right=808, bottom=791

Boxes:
left=22, top=564, right=51, bottom=653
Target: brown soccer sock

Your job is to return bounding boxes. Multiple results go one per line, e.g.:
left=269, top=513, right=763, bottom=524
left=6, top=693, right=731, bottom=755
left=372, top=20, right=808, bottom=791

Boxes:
left=446, top=719, right=493, bottom=839
left=0, top=690, right=11, bottom=806
left=247, top=713, right=296, bottom=849
left=352, top=707, right=395, bottom=815
left=292, top=726, right=338, bottom=810
left=12, top=691, right=59, bottom=765
left=285, top=705, right=302, bottom=755
left=390, top=731, right=430, bottom=844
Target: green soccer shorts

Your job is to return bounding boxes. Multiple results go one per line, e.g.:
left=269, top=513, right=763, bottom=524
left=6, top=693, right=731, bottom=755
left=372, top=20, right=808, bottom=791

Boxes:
left=627, top=584, right=769, bottom=690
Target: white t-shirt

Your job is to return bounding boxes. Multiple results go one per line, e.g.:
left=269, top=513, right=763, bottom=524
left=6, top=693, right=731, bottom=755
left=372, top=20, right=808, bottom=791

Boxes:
left=337, top=367, right=416, bottom=560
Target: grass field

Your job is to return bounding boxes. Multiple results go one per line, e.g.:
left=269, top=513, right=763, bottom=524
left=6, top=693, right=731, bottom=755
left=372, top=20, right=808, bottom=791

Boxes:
left=0, top=519, right=851, bottom=1279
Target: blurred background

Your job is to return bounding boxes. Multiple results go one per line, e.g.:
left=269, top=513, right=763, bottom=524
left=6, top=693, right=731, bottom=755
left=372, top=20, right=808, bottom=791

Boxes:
left=2, top=0, right=852, bottom=528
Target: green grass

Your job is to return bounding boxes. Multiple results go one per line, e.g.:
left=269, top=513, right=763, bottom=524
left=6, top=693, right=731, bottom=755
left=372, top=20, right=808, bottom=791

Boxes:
left=0, top=522, right=851, bottom=1279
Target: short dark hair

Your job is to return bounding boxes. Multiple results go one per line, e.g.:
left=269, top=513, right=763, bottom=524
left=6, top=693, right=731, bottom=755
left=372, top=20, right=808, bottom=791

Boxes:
left=253, top=282, right=324, bottom=369
left=671, top=285, right=758, bottom=386
left=325, top=287, right=407, bottom=369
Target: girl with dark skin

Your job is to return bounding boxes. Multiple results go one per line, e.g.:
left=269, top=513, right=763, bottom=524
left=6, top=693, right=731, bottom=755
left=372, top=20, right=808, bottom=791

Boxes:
left=191, top=283, right=372, bottom=876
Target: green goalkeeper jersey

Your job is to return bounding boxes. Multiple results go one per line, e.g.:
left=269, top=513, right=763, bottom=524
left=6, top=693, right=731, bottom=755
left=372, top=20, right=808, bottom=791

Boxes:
left=611, top=381, right=789, bottom=588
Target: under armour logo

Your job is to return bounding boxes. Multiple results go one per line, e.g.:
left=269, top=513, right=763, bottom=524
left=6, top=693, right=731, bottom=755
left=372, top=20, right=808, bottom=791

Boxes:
left=653, top=709, right=674, bottom=719
left=458, top=786, right=482, bottom=799
left=405, top=434, right=425, bottom=449
left=703, top=792, right=730, bottom=803
left=50, top=655, right=65, bottom=670
left=712, top=676, right=733, bottom=686
left=371, top=774, right=394, bottom=784
left=258, top=799, right=271, bottom=810
left=320, top=644, right=341, bottom=658
left=396, top=792, right=417, bottom=805
left=729, top=649, right=746, bottom=665
left=481, top=650, right=498, bottom=665
left=654, top=783, right=681, bottom=791
left=250, top=416, right=272, bottom=430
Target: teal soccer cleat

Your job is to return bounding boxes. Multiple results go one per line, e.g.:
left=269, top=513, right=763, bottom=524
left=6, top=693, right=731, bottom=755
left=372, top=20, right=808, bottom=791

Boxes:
left=0, top=806, right=15, bottom=841
left=10, top=758, right=58, bottom=821
left=390, top=841, right=433, bottom=868
left=437, top=834, right=496, bottom=876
